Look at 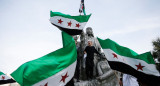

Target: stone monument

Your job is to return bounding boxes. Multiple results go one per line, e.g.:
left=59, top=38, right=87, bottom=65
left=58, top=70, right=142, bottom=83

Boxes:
left=82, top=27, right=101, bottom=77
left=96, top=53, right=119, bottom=86
left=73, top=27, right=120, bottom=86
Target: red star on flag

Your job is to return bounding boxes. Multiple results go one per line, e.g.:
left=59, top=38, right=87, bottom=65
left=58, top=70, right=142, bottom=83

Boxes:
left=68, top=21, right=72, bottom=27
left=60, top=72, right=69, bottom=83
left=135, top=63, right=145, bottom=71
left=1, top=76, right=5, bottom=80
left=44, top=83, right=48, bottom=86
left=112, top=53, right=118, bottom=59
left=76, top=23, right=80, bottom=28
left=40, top=82, right=48, bottom=86
left=58, top=19, right=63, bottom=24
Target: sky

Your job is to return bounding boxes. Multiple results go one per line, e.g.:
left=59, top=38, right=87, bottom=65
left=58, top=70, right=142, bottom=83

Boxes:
left=0, top=0, right=160, bottom=74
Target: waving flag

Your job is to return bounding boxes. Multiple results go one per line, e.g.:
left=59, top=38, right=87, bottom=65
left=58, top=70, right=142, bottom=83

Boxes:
left=11, top=32, right=77, bottom=86
left=79, top=0, right=86, bottom=15
left=0, top=71, right=15, bottom=85
left=97, top=38, right=160, bottom=85
left=50, top=11, right=91, bottom=35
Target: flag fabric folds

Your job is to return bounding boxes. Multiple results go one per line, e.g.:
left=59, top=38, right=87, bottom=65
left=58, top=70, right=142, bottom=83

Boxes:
left=11, top=32, right=77, bottom=86
left=0, top=71, right=15, bottom=85
left=97, top=38, right=160, bottom=85
left=50, top=11, right=91, bottom=35
left=79, top=0, right=86, bottom=15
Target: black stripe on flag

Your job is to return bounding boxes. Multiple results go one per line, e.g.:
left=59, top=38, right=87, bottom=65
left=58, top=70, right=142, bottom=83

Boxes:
left=51, top=23, right=82, bottom=35
left=0, top=79, right=16, bottom=85
left=108, top=61, right=160, bottom=86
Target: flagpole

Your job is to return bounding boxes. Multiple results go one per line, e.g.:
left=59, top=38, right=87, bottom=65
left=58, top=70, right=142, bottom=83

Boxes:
left=79, top=0, right=86, bottom=16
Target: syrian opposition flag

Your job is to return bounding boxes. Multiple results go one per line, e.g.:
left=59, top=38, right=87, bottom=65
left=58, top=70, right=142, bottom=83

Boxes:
left=50, top=11, right=91, bottom=35
left=11, top=32, right=77, bottom=86
left=79, top=0, right=86, bottom=15
left=97, top=38, right=160, bottom=85
left=0, top=71, right=15, bottom=85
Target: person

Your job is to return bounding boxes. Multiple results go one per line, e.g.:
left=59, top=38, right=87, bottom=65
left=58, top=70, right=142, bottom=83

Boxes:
left=84, top=40, right=100, bottom=80
left=96, top=53, right=119, bottom=86
left=73, top=36, right=81, bottom=82
left=84, top=27, right=101, bottom=52
left=123, top=74, right=139, bottom=86
left=81, top=27, right=102, bottom=77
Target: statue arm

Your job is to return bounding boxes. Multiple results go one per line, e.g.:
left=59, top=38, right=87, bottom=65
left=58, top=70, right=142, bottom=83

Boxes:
left=97, top=61, right=115, bottom=81
left=94, top=47, right=101, bottom=55
left=78, top=30, right=85, bottom=58
left=98, top=47, right=101, bottom=53
left=95, top=38, right=102, bottom=53
left=97, top=63, right=103, bottom=76
left=80, top=30, right=86, bottom=51
left=98, top=69, right=115, bottom=81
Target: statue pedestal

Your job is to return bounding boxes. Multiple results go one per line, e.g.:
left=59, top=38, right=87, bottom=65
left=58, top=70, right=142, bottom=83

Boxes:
left=74, top=79, right=98, bottom=86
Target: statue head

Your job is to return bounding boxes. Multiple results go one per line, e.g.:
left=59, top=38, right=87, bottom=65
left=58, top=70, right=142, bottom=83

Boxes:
left=73, top=36, right=78, bottom=46
left=86, top=27, right=94, bottom=37
left=99, top=53, right=106, bottom=61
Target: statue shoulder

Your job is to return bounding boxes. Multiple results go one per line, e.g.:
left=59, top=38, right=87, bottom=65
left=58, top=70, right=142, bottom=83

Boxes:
left=97, top=61, right=104, bottom=66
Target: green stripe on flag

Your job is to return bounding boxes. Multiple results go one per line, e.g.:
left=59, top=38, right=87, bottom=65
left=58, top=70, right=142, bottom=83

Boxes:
left=97, top=38, right=155, bottom=64
left=62, top=31, right=74, bottom=47
left=50, top=11, right=91, bottom=23
left=11, top=32, right=77, bottom=86
left=0, top=72, right=4, bottom=76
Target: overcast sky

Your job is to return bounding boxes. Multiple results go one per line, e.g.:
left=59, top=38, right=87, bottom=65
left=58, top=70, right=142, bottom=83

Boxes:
left=0, top=0, right=160, bottom=74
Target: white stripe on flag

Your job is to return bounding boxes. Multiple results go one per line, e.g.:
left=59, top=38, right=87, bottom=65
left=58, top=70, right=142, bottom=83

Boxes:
left=0, top=75, right=12, bottom=80
left=33, top=60, right=77, bottom=86
left=103, top=49, right=160, bottom=76
left=50, top=16, right=86, bottom=29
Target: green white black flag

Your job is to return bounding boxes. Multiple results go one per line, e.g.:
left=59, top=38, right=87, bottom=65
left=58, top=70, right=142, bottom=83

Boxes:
left=97, top=38, right=160, bottom=85
left=0, top=71, right=15, bottom=85
left=50, top=11, right=91, bottom=35
left=11, top=32, right=77, bottom=86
